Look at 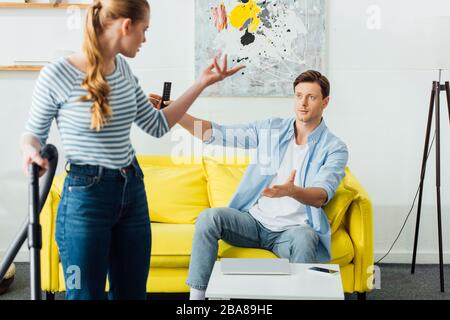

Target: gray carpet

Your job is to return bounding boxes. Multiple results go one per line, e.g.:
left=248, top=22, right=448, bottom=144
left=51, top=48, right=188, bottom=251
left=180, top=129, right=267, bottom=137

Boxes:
left=1, top=263, right=450, bottom=300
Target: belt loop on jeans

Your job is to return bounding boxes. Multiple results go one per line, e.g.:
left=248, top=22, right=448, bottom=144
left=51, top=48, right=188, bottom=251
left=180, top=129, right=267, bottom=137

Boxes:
left=130, top=157, right=138, bottom=171
left=130, top=157, right=140, bottom=176
left=97, top=166, right=104, bottom=179
left=64, top=162, right=71, bottom=174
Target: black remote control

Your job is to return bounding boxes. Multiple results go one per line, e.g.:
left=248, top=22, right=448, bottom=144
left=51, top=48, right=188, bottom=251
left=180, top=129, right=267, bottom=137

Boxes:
left=161, top=82, right=172, bottom=109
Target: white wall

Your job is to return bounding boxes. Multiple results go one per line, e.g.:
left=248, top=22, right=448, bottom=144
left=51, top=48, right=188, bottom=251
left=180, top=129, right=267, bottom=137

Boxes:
left=1, top=0, right=449, bottom=263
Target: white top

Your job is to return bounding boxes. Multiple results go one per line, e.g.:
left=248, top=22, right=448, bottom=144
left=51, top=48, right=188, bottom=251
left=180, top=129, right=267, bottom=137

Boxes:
left=249, top=138, right=309, bottom=231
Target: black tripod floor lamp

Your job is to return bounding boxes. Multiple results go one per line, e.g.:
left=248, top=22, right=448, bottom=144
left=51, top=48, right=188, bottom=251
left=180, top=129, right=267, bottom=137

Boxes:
left=411, top=69, right=450, bottom=293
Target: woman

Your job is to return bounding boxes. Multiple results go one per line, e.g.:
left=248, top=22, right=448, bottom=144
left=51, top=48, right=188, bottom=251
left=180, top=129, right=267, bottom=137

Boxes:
left=20, top=0, right=244, bottom=300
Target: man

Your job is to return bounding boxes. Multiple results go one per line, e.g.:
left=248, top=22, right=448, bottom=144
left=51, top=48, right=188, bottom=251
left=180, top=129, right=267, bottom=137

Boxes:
left=151, top=70, right=348, bottom=300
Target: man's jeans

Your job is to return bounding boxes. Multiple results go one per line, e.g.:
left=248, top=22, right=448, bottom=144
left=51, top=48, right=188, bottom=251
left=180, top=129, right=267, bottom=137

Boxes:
left=55, top=158, right=150, bottom=300
left=186, top=207, right=319, bottom=290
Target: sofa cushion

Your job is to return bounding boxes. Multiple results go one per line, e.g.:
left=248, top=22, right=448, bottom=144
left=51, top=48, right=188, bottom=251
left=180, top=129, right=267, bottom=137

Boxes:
left=150, top=222, right=354, bottom=268
left=137, top=156, right=210, bottom=224
left=323, top=168, right=358, bottom=233
left=203, top=156, right=250, bottom=207
left=204, top=156, right=356, bottom=233
left=151, top=256, right=191, bottom=268
left=218, top=244, right=277, bottom=259
left=219, top=225, right=354, bottom=266
left=150, top=223, right=196, bottom=256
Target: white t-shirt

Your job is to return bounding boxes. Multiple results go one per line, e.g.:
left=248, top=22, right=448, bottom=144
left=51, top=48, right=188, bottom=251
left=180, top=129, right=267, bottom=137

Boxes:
left=249, top=138, right=309, bottom=232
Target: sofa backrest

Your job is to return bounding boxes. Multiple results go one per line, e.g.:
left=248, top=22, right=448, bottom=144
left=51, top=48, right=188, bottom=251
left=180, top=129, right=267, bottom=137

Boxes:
left=202, top=156, right=250, bottom=208
left=137, top=156, right=209, bottom=224
left=199, top=156, right=360, bottom=233
left=51, top=156, right=365, bottom=231
left=137, top=156, right=365, bottom=231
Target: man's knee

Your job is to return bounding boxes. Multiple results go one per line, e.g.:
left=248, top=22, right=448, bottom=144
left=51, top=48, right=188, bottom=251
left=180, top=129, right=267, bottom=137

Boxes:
left=289, top=227, right=319, bottom=262
left=291, top=227, right=318, bottom=248
left=195, top=208, right=226, bottom=232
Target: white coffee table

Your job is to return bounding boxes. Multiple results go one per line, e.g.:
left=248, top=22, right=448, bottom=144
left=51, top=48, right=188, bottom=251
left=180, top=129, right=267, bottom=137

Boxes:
left=205, top=261, right=344, bottom=300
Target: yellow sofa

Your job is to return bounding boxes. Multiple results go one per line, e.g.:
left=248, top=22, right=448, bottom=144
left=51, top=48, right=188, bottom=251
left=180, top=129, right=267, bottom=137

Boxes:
left=39, top=155, right=373, bottom=297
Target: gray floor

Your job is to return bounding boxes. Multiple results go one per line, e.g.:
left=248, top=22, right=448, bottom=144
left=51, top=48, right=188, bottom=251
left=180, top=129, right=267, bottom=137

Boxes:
left=1, top=263, right=450, bottom=300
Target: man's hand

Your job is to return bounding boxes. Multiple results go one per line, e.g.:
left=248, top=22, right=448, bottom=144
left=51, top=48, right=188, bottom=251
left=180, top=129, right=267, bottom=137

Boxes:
left=262, top=170, right=297, bottom=198
left=148, top=93, right=173, bottom=110
left=262, top=169, right=328, bottom=208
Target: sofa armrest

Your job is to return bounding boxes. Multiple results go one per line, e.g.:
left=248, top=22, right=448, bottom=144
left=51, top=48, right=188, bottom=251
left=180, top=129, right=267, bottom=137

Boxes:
left=343, top=195, right=374, bottom=293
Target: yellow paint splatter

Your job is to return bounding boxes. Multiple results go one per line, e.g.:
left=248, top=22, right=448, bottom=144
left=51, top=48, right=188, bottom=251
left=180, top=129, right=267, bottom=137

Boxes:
left=229, top=0, right=262, bottom=33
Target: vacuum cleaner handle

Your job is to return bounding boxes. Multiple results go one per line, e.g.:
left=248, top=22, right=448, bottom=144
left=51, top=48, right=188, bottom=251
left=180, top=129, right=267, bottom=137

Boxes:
left=29, top=162, right=41, bottom=299
left=0, top=144, right=58, bottom=300
left=37, top=144, right=58, bottom=212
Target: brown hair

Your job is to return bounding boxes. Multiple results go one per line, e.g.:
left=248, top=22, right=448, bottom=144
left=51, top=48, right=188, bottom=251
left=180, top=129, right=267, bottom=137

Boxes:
left=80, top=0, right=150, bottom=131
left=293, top=70, right=330, bottom=99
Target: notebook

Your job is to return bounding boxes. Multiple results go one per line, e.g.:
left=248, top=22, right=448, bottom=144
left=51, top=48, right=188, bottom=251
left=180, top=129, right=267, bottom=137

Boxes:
left=220, top=258, right=291, bottom=275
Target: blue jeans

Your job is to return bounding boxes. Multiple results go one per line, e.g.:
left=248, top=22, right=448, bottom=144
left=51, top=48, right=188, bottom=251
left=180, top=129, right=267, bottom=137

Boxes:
left=186, top=207, right=319, bottom=290
left=55, top=158, right=150, bottom=300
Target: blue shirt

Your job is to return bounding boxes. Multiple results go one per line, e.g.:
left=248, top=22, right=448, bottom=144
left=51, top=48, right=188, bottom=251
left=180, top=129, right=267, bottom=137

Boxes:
left=204, top=117, right=348, bottom=262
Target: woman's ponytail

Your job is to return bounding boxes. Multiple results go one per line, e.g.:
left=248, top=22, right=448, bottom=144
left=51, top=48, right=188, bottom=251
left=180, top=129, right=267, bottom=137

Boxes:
left=79, top=0, right=149, bottom=132
left=80, top=0, right=112, bottom=132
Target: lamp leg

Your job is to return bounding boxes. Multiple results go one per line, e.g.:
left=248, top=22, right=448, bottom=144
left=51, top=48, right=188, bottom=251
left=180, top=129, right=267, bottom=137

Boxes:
left=411, top=83, right=435, bottom=274
left=434, top=82, right=445, bottom=293
left=445, top=82, right=450, bottom=124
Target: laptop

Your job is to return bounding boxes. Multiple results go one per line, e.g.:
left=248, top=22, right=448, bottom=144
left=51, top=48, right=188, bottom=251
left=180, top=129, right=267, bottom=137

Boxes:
left=220, top=258, right=291, bottom=275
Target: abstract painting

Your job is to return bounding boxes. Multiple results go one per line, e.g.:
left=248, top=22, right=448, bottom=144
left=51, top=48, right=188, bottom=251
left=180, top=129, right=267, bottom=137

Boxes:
left=195, top=0, right=326, bottom=97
